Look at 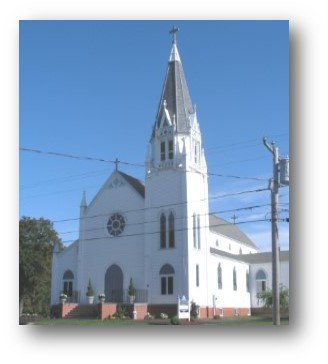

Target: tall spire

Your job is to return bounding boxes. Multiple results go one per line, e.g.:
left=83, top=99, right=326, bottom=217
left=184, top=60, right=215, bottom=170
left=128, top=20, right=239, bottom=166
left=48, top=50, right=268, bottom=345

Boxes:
left=169, top=26, right=181, bottom=62
left=153, top=27, right=194, bottom=136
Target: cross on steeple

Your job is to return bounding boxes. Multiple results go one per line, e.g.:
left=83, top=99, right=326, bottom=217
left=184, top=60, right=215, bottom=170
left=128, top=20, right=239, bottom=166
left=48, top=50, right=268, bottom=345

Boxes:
left=169, top=26, right=179, bottom=44
left=231, top=213, right=238, bottom=225
left=114, top=158, right=119, bottom=171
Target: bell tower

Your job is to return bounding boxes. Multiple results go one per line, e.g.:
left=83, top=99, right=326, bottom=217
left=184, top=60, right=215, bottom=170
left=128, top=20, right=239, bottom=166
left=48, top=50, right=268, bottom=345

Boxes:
left=144, top=28, right=210, bottom=307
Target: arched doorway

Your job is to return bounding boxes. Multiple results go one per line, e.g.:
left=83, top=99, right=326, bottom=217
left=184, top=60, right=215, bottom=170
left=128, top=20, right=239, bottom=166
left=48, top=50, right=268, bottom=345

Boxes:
left=105, top=264, right=123, bottom=302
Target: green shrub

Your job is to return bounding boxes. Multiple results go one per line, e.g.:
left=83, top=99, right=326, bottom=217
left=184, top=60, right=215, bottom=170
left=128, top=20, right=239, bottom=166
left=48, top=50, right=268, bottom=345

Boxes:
left=86, top=279, right=94, bottom=297
left=171, top=315, right=181, bottom=325
left=113, top=306, right=126, bottom=319
left=128, top=278, right=136, bottom=297
left=190, top=300, right=199, bottom=319
left=144, top=312, right=154, bottom=320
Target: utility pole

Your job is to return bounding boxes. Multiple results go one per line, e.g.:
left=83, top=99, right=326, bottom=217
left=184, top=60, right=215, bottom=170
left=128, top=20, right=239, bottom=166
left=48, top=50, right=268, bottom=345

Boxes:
left=263, top=137, right=280, bottom=325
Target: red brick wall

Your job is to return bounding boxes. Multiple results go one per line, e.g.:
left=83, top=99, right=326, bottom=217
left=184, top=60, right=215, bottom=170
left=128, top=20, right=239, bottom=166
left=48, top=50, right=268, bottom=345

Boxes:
left=251, top=307, right=289, bottom=316
left=133, top=304, right=148, bottom=320
left=199, top=306, right=250, bottom=318
left=148, top=304, right=177, bottom=318
left=99, top=303, right=117, bottom=320
left=61, top=303, right=78, bottom=318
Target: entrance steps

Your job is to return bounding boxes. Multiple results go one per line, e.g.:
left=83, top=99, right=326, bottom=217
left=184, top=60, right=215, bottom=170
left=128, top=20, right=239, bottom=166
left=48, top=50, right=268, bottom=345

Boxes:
left=63, top=304, right=99, bottom=319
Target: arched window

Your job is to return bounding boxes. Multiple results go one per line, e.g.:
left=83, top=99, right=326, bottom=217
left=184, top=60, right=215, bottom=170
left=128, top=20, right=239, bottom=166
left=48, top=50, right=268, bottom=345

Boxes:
left=160, top=141, right=165, bottom=161
left=63, top=270, right=74, bottom=298
left=159, top=264, right=174, bottom=295
left=255, top=269, right=267, bottom=294
left=160, top=213, right=166, bottom=249
left=233, top=267, right=237, bottom=291
left=218, top=264, right=222, bottom=289
left=246, top=271, right=250, bottom=292
left=168, top=140, right=174, bottom=159
left=197, top=215, right=201, bottom=249
left=168, top=211, right=175, bottom=248
left=196, top=264, right=200, bottom=287
left=193, top=213, right=197, bottom=248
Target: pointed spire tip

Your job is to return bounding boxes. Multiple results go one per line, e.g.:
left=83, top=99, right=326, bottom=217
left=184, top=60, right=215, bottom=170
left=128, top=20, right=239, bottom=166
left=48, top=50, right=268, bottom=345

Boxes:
left=169, top=26, right=179, bottom=44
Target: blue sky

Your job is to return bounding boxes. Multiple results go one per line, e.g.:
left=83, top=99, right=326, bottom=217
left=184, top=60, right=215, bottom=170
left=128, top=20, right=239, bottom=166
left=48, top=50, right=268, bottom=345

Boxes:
left=19, top=20, right=289, bottom=251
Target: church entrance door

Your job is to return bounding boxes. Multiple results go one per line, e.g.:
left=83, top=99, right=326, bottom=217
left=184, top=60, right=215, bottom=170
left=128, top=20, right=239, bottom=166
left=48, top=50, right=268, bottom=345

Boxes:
left=105, top=264, right=123, bottom=302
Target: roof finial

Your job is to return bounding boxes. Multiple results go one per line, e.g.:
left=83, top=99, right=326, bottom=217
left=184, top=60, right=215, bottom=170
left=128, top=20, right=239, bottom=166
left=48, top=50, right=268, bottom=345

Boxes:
left=169, top=26, right=179, bottom=44
left=114, top=158, right=119, bottom=171
left=80, top=190, right=87, bottom=208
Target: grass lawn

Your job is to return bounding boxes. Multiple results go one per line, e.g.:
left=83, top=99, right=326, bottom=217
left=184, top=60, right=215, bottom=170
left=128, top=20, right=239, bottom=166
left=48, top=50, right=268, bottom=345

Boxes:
left=33, top=316, right=289, bottom=326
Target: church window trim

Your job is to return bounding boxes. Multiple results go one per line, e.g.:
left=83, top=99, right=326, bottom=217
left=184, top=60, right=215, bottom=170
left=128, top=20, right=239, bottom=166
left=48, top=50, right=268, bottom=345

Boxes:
left=218, top=264, right=222, bottom=290
left=107, top=212, right=126, bottom=237
left=246, top=270, right=250, bottom=292
left=160, top=141, right=166, bottom=161
left=196, top=264, right=200, bottom=287
left=160, top=213, right=166, bottom=249
left=193, top=213, right=197, bottom=248
left=160, top=210, right=175, bottom=249
left=233, top=267, right=237, bottom=291
left=168, top=139, right=174, bottom=159
left=255, top=269, right=267, bottom=294
left=160, top=264, right=174, bottom=295
left=168, top=211, right=175, bottom=248
left=62, top=270, right=74, bottom=298
left=193, top=213, right=201, bottom=250
left=197, top=214, right=201, bottom=250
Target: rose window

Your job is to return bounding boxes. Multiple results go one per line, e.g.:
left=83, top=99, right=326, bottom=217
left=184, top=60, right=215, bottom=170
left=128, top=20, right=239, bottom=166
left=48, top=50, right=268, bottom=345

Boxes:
left=107, top=213, right=125, bottom=236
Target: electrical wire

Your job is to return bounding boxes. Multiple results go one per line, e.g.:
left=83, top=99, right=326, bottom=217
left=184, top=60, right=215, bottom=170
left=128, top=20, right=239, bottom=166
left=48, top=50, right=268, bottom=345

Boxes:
left=20, top=147, right=269, bottom=182
left=60, top=217, right=271, bottom=245
left=51, top=186, right=269, bottom=224
left=56, top=203, right=274, bottom=236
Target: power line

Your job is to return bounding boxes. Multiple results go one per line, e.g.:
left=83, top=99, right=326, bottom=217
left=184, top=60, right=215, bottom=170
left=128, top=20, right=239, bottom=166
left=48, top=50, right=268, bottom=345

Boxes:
left=206, top=136, right=288, bottom=156
left=206, top=171, right=267, bottom=181
left=52, top=186, right=269, bottom=224
left=20, top=168, right=110, bottom=189
left=209, top=156, right=268, bottom=167
left=20, top=146, right=268, bottom=184
left=19, top=147, right=144, bottom=168
left=56, top=203, right=273, bottom=236
left=60, top=217, right=271, bottom=245
left=206, top=133, right=288, bottom=152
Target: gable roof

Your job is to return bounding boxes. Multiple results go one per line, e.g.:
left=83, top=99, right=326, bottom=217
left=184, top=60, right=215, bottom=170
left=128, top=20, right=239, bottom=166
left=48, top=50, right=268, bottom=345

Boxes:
left=210, top=247, right=289, bottom=265
left=239, top=250, right=289, bottom=264
left=209, top=214, right=258, bottom=250
left=210, top=247, right=248, bottom=263
left=117, top=171, right=145, bottom=198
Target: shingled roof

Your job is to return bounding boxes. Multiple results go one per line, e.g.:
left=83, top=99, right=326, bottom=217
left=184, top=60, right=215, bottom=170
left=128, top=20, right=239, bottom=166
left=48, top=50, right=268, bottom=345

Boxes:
left=153, top=38, right=194, bottom=136
left=117, top=171, right=145, bottom=198
left=239, top=250, right=289, bottom=264
left=209, top=214, right=258, bottom=250
left=210, top=248, right=289, bottom=264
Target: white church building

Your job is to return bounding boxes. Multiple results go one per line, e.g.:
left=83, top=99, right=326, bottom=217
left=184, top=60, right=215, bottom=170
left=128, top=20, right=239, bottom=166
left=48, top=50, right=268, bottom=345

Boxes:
left=51, top=30, right=289, bottom=319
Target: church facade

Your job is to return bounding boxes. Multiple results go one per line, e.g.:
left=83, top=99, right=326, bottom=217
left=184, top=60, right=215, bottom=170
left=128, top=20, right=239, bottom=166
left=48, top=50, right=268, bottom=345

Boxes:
left=51, top=31, right=289, bottom=318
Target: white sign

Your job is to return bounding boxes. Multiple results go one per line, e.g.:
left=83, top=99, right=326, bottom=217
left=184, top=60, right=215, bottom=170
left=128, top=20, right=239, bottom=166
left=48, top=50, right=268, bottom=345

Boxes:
left=178, top=295, right=190, bottom=321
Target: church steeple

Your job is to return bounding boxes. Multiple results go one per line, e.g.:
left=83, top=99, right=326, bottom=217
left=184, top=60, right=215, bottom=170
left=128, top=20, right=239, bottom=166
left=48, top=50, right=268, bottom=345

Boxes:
left=147, top=28, right=206, bottom=175
left=153, top=27, right=195, bottom=136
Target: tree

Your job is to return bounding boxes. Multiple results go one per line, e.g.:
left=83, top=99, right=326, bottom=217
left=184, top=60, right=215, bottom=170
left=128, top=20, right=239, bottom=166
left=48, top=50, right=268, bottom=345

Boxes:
left=128, top=278, right=136, bottom=297
left=19, top=217, right=63, bottom=315
left=258, top=285, right=289, bottom=309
